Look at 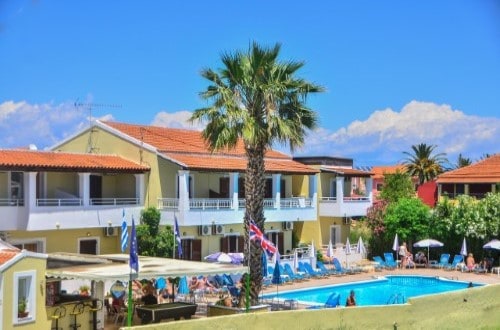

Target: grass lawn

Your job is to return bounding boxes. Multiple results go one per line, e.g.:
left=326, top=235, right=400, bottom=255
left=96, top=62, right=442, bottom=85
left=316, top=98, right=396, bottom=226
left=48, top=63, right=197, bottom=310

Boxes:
left=126, top=283, right=500, bottom=329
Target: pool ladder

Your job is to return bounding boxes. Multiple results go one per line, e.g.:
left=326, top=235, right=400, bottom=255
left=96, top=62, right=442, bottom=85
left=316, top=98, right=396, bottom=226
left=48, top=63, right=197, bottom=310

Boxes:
left=387, top=293, right=405, bottom=305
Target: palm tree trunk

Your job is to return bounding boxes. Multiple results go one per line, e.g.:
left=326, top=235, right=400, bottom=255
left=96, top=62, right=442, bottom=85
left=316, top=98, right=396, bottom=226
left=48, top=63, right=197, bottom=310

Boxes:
left=244, top=143, right=266, bottom=305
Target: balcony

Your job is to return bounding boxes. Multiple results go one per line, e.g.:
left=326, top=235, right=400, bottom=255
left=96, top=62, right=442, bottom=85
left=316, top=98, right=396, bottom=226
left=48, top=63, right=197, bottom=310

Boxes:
left=157, top=196, right=316, bottom=226
left=319, top=196, right=372, bottom=217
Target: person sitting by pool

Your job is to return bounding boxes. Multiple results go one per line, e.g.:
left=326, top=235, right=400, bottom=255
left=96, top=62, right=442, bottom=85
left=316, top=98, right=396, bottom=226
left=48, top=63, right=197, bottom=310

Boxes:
left=159, top=278, right=175, bottom=303
left=466, top=253, right=476, bottom=272
left=415, top=251, right=427, bottom=266
left=140, top=284, right=158, bottom=305
left=346, top=290, right=356, bottom=307
left=405, top=251, right=416, bottom=269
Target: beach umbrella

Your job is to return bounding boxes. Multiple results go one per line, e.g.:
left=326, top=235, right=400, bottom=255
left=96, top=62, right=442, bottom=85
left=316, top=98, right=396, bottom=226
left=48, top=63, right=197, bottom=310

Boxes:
left=177, top=276, right=189, bottom=295
left=326, top=240, right=334, bottom=262
left=309, top=240, right=316, bottom=269
left=356, top=236, right=366, bottom=256
left=261, top=252, right=268, bottom=278
left=460, top=237, right=468, bottom=256
left=293, top=249, right=299, bottom=271
left=483, top=239, right=500, bottom=250
left=204, top=252, right=242, bottom=264
left=271, top=253, right=282, bottom=298
left=414, top=238, right=444, bottom=261
left=345, top=237, right=352, bottom=268
left=392, top=233, right=400, bottom=252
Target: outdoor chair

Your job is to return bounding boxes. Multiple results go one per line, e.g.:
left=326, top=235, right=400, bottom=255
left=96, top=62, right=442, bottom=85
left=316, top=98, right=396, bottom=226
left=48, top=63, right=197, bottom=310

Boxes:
left=430, top=254, right=450, bottom=269
left=445, top=254, right=463, bottom=271
left=383, top=253, right=398, bottom=269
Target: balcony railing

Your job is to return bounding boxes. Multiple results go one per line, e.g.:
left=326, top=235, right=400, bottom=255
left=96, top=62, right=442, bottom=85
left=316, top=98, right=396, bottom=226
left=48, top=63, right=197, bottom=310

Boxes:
left=90, top=198, right=139, bottom=206
left=189, top=199, right=233, bottom=210
left=36, top=198, right=138, bottom=207
left=37, top=198, right=83, bottom=206
left=157, top=197, right=314, bottom=210
left=0, top=198, right=24, bottom=206
left=320, top=196, right=369, bottom=202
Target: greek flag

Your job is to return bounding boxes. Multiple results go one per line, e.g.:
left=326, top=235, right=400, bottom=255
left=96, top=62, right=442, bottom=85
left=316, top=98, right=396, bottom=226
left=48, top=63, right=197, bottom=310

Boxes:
left=120, top=209, right=128, bottom=252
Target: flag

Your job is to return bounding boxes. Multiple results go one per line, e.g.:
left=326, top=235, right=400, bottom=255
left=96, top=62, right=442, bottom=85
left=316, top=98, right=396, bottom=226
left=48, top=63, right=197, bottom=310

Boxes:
left=174, top=215, right=183, bottom=257
left=129, top=216, right=139, bottom=273
left=249, top=220, right=277, bottom=256
left=120, top=209, right=128, bottom=252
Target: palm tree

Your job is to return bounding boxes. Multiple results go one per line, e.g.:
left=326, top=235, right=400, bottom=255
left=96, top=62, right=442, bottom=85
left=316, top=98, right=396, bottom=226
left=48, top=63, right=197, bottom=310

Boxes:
left=454, top=153, right=472, bottom=169
left=402, top=143, right=447, bottom=185
left=190, top=42, right=324, bottom=305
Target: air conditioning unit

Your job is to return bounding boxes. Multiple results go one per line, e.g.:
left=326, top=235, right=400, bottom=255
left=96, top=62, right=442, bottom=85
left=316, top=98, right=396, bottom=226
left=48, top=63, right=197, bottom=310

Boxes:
left=215, top=224, right=225, bottom=235
left=104, top=227, right=117, bottom=237
left=199, top=225, right=211, bottom=236
left=283, top=221, right=293, bottom=231
left=343, top=217, right=352, bottom=225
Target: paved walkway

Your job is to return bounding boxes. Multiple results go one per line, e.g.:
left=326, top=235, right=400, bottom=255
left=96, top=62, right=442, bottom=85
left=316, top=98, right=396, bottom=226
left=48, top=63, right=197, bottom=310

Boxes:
left=105, top=266, right=499, bottom=329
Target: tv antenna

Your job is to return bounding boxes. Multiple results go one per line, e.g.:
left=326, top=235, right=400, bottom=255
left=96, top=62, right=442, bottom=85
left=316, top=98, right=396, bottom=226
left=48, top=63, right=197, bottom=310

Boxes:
left=74, top=99, right=121, bottom=153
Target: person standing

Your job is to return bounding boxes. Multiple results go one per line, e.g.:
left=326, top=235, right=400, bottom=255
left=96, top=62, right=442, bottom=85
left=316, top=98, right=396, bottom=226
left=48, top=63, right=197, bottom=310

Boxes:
left=398, top=242, right=408, bottom=268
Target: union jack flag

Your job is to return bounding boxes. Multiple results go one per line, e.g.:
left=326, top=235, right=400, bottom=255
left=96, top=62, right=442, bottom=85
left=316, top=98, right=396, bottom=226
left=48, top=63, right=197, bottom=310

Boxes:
left=249, top=220, right=277, bottom=256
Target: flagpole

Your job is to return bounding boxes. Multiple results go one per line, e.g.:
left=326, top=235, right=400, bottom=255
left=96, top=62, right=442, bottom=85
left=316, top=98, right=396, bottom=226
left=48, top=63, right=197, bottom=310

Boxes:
left=173, top=214, right=176, bottom=260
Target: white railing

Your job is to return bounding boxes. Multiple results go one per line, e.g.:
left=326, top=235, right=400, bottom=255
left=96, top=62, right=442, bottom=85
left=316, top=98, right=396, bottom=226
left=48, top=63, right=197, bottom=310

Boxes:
left=90, top=198, right=139, bottom=206
left=189, top=199, right=233, bottom=209
left=37, top=198, right=83, bottom=206
left=320, top=196, right=369, bottom=202
left=0, top=198, right=24, bottom=206
left=157, top=197, right=314, bottom=210
left=263, top=199, right=276, bottom=208
left=158, top=198, right=179, bottom=209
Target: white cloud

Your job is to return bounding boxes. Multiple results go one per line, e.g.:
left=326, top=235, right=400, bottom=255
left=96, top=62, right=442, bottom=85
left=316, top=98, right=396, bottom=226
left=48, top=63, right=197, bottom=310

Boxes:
left=0, top=100, right=113, bottom=150
left=295, top=100, right=500, bottom=165
left=1, top=100, right=497, bottom=166
left=151, top=110, right=205, bottom=130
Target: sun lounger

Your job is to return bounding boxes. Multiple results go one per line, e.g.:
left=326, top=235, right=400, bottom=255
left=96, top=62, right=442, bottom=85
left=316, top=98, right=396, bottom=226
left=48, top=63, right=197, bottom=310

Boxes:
left=383, top=253, right=398, bottom=269
left=445, top=254, right=463, bottom=271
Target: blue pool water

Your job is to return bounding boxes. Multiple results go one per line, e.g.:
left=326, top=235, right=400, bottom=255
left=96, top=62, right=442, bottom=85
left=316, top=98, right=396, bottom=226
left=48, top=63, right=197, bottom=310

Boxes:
left=262, top=275, right=484, bottom=306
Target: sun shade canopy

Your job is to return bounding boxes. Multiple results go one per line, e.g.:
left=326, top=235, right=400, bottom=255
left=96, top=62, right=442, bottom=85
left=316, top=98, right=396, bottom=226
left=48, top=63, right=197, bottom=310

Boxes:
left=46, top=254, right=248, bottom=282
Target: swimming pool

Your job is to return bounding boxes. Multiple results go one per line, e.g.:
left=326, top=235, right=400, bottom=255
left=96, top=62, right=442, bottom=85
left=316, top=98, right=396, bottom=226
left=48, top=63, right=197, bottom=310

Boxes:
left=262, top=275, right=484, bottom=306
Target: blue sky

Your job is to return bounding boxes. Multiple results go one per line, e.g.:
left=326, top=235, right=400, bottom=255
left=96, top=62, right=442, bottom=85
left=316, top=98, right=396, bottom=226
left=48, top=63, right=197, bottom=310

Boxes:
left=1, top=1, right=499, bottom=166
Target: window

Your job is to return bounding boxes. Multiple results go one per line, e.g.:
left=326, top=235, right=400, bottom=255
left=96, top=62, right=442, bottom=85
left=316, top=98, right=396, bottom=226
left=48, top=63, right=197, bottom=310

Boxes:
left=11, top=239, right=45, bottom=253
left=10, top=172, right=24, bottom=206
left=376, top=183, right=383, bottom=191
left=13, top=270, right=36, bottom=324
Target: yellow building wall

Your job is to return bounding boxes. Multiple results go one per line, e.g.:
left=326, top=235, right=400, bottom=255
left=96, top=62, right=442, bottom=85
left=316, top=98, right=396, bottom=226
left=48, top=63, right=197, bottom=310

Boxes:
left=54, top=127, right=178, bottom=207
left=45, top=172, right=78, bottom=197
left=0, top=172, right=8, bottom=198
left=1, top=255, right=51, bottom=330
left=12, top=229, right=121, bottom=254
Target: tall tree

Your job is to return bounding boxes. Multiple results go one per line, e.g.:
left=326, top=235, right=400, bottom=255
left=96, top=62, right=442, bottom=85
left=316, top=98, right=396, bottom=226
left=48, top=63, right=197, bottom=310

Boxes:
left=453, top=153, right=472, bottom=169
left=402, top=143, right=447, bottom=185
left=379, top=171, right=415, bottom=203
left=190, top=42, right=323, bottom=305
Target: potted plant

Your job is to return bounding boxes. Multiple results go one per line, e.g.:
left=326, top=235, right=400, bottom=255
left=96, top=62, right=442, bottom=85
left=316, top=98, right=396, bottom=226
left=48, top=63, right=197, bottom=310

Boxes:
left=18, top=298, right=28, bottom=318
left=79, top=285, right=90, bottom=296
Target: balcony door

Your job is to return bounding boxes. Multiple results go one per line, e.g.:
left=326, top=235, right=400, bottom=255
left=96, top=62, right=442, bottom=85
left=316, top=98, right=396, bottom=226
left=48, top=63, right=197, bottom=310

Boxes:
left=330, top=225, right=341, bottom=246
left=90, top=175, right=102, bottom=200
left=178, top=239, right=201, bottom=261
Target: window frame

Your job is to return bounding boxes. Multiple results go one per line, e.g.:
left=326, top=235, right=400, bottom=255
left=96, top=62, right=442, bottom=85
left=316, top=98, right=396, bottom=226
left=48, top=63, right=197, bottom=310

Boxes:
left=13, top=270, right=36, bottom=324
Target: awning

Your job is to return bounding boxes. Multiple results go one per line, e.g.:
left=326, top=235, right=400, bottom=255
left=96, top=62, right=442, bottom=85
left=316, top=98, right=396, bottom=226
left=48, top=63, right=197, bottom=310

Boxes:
left=46, top=254, right=248, bottom=282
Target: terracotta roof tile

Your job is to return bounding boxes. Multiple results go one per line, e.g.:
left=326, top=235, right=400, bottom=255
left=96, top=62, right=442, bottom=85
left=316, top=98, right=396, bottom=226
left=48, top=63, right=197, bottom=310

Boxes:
left=371, top=165, right=407, bottom=179
left=0, top=250, right=20, bottom=265
left=105, top=121, right=317, bottom=174
left=0, top=149, right=149, bottom=173
left=437, top=154, right=500, bottom=183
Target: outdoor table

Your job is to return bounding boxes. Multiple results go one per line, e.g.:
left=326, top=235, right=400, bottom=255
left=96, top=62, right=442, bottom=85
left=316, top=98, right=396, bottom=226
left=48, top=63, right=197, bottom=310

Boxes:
left=136, top=302, right=197, bottom=324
